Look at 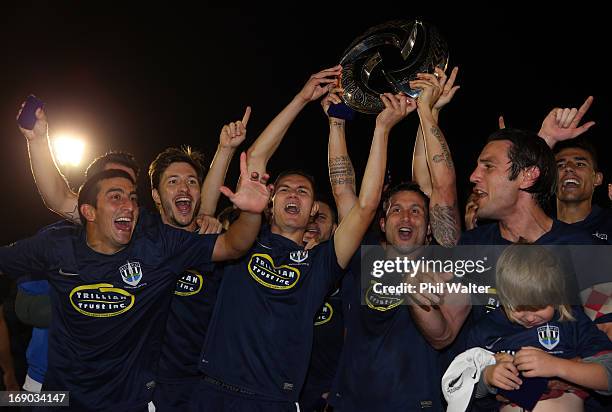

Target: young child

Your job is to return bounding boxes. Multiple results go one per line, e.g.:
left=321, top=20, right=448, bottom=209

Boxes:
left=467, top=245, right=612, bottom=411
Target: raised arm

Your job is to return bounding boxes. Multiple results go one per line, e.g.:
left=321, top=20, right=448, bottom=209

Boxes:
left=410, top=69, right=460, bottom=247
left=537, top=96, right=595, bottom=148
left=18, top=106, right=79, bottom=222
left=197, top=108, right=251, bottom=235
left=212, top=153, right=271, bottom=261
left=411, top=67, right=460, bottom=198
left=334, top=93, right=416, bottom=268
left=322, top=86, right=357, bottom=221
left=246, top=66, right=342, bottom=175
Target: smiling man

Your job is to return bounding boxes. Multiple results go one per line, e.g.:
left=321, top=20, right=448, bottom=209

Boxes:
left=0, top=156, right=270, bottom=411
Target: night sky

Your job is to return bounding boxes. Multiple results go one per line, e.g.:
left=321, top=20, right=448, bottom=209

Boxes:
left=1, top=4, right=609, bottom=245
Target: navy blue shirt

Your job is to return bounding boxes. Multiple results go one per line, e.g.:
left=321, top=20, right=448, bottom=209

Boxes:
left=299, top=288, right=344, bottom=404
left=0, top=221, right=217, bottom=411
left=568, top=205, right=612, bottom=244
left=199, top=226, right=343, bottom=402
left=330, top=249, right=443, bottom=412
left=153, top=214, right=219, bottom=383
left=467, top=305, right=612, bottom=360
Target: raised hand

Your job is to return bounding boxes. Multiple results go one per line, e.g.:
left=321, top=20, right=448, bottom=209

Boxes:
left=321, top=85, right=344, bottom=117
left=410, top=73, right=441, bottom=111
left=538, top=96, right=596, bottom=147
left=375, top=93, right=417, bottom=131
left=514, top=346, right=560, bottom=378
left=220, top=152, right=272, bottom=214
left=17, top=104, right=47, bottom=142
left=220, top=107, right=251, bottom=149
left=297, top=65, right=342, bottom=103
left=433, top=66, right=460, bottom=111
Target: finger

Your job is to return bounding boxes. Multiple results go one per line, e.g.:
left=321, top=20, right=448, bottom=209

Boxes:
left=241, top=106, right=251, bottom=126
left=330, top=87, right=345, bottom=94
left=571, top=121, right=596, bottom=137
left=417, top=72, right=439, bottom=83
left=410, top=79, right=436, bottom=89
left=570, top=96, right=593, bottom=127
left=219, top=186, right=235, bottom=199
left=222, top=125, right=230, bottom=137
left=239, top=152, right=248, bottom=177
left=562, top=108, right=577, bottom=128
left=259, top=172, right=270, bottom=185
left=555, top=108, right=563, bottom=124
left=435, top=67, right=447, bottom=88
left=445, top=67, right=459, bottom=91
left=498, top=115, right=506, bottom=129
left=446, top=85, right=460, bottom=99
left=386, top=93, right=400, bottom=110
left=560, top=108, right=571, bottom=126
left=380, top=93, right=392, bottom=109
left=229, top=122, right=237, bottom=137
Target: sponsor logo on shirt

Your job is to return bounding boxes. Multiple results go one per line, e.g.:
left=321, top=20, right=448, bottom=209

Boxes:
left=365, top=281, right=404, bottom=311
left=69, top=283, right=135, bottom=317
left=537, top=324, right=560, bottom=350
left=248, top=253, right=300, bottom=290
left=120, top=261, right=143, bottom=286
left=175, top=269, right=203, bottom=296
left=289, top=250, right=309, bottom=263
left=314, top=302, right=334, bottom=326
left=593, top=231, right=608, bottom=241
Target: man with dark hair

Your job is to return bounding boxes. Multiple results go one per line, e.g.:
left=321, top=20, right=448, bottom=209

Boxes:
left=86, top=151, right=140, bottom=180
left=191, top=66, right=406, bottom=411
left=0, top=153, right=270, bottom=410
left=325, top=70, right=465, bottom=411
left=299, top=197, right=342, bottom=411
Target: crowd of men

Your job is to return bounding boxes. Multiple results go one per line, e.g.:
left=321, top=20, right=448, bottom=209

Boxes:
left=0, top=64, right=611, bottom=411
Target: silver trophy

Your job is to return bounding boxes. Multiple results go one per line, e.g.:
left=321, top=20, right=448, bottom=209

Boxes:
left=339, top=20, right=449, bottom=114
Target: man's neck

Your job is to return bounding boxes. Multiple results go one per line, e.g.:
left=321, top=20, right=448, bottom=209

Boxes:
left=498, top=202, right=553, bottom=243
left=270, top=223, right=306, bottom=246
left=556, top=198, right=593, bottom=224
left=85, top=230, right=123, bottom=255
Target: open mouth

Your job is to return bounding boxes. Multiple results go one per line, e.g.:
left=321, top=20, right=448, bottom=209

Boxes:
left=114, top=216, right=133, bottom=232
left=175, top=196, right=193, bottom=214
left=398, top=226, right=413, bottom=241
left=561, top=178, right=580, bottom=189
left=284, top=202, right=300, bottom=215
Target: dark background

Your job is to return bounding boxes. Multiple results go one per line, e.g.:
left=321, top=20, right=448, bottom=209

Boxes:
left=1, top=3, right=609, bottom=244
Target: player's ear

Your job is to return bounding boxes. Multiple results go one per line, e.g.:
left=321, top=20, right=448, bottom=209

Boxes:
left=80, top=203, right=96, bottom=223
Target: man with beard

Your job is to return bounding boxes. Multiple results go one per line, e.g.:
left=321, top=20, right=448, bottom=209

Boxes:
left=18, top=101, right=251, bottom=409
left=324, top=69, right=464, bottom=411
left=0, top=160, right=270, bottom=410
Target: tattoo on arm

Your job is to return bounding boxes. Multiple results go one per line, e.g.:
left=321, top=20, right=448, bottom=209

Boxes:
left=430, top=203, right=459, bottom=247
left=65, top=204, right=80, bottom=223
left=329, top=155, right=355, bottom=187
left=330, top=119, right=345, bottom=128
left=430, top=126, right=454, bottom=169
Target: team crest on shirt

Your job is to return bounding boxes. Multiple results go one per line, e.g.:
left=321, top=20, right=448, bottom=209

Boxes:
left=70, top=283, right=135, bottom=317
left=314, top=302, right=334, bottom=326
left=537, top=324, right=560, bottom=350
left=364, top=281, right=404, bottom=312
left=175, top=270, right=203, bottom=296
left=119, top=261, right=143, bottom=286
left=290, top=250, right=309, bottom=263
left=248, top=253, right=300, bottom=290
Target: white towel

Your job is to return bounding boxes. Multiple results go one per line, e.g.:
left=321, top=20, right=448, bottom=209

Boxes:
left=442, top=347, right=496, bottom=412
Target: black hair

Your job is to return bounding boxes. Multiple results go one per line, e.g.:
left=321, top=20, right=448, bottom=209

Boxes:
left=77, top=169, right=135, bottom=225
left=85, top=151, right=139, bottom=179
left=487, top=128, right=557, bottom=209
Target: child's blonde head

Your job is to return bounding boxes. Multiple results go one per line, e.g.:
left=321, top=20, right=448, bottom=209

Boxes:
left=496, top=244, right=574, bottom=321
